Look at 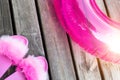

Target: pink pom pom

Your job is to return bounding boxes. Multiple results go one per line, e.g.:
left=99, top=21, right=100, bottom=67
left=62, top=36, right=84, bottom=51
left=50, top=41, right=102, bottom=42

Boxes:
left=17, top=55, right=48, bottom=80
left=11, top=35, right=28, bottom=46
left=0, top=35, right=29, bottom=64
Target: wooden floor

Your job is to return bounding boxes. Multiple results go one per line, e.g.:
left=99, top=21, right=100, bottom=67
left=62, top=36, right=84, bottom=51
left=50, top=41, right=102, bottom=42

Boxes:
left=1, top=0, right=120, bottom=80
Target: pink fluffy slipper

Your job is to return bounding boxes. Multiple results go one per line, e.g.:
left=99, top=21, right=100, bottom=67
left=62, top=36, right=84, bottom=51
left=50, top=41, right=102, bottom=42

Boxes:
left=0, top=35, right=28, bottom=78
left=5, top=55, right=48, bottom=80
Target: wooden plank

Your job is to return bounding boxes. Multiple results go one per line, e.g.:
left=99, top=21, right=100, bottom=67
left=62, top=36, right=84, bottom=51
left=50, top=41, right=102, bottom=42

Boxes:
left=0, top=0, right=13, bottom=35
left=105, top=0, right=120, bottom=22
left=11, top=0, right=50, bottom=79
left=11, top=0, right=45, bottom=56
left=70, top=42, right=102, bottom=80
left=69, top=1, right=106, bottom=80
left=97, top=0, right=120, bottom=80
left=37, top=0, right=76, bottom=80
left=0, top=0, right=13, bottom=79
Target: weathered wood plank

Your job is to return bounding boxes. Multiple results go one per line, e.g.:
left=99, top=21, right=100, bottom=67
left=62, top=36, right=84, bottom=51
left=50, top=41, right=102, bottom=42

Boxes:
left=70, top=41, right=102, bottom=80
left=0, top=0, right=13, bottom=79
left=105, top=0, right=120, bottom=22
left=11, top=0, right=45, bottom=56
left=11, top=0, right=50, bottom=79
left=0, top=0, right=13, bottom=35
left=37, top=0, right=76, bottom=80
left=97, top=0, right=120, bottom=80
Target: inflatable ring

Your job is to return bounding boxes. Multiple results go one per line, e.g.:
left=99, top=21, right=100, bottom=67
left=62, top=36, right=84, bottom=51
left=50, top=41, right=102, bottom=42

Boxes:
left=54, top=0, right=120, bottom=63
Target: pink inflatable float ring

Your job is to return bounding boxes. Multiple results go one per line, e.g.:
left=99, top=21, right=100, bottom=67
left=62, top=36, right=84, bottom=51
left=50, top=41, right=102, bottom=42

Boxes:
left=54, top=0, right=120, bottom=63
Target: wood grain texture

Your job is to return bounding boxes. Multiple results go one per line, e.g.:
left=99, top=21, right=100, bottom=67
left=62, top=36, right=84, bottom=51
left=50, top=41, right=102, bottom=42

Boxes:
left=0, top=0, right=13, bottom=35
left=37, top=0, right=76, bottom=80
left=11, top=0, right=45, bottom=56
left=97, top=0, right=120, bottom=80
left=70, top=41, right=101, bottom=80
left=105, top=0, right=120, bottom=22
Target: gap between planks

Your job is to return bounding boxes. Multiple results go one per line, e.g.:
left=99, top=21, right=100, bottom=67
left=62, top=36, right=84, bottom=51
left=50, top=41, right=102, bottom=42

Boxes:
left=37, top=0, right=77, bottom=80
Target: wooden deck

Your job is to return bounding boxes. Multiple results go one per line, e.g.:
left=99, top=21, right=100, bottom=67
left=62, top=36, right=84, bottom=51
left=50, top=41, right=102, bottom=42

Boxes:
left=1, top=0, right=120, bottom=80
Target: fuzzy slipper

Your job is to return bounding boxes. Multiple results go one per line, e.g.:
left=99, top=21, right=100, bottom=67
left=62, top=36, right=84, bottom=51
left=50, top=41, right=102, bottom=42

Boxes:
left=5, top=55, right=48, bottom=80
left=0, top=35, right=28, bottom=78
left=5, top=56, right=48, bottom=80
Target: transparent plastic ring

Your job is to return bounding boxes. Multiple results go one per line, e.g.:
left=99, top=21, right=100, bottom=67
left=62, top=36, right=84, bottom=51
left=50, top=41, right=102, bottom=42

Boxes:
left=54, top=0, right=120, bottom=63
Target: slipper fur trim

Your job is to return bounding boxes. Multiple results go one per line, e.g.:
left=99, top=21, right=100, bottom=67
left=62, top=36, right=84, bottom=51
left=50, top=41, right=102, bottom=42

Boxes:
left=17, top=55, right=48, bottom=80
left=0, top=35, right=29, bottom=64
